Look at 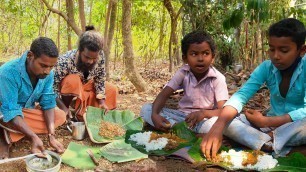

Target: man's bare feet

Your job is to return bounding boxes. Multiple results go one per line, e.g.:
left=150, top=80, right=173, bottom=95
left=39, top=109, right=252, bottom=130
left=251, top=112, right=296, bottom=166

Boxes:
left=0, top=128, right=10, bottom=159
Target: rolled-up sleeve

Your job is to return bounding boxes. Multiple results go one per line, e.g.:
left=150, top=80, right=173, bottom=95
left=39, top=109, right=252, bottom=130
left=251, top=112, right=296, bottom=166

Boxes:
left=39, top=71, right=56, bottom=110
left=0, top=75, right=23, bottom=122
left=224, top=61, right=269, bottom=112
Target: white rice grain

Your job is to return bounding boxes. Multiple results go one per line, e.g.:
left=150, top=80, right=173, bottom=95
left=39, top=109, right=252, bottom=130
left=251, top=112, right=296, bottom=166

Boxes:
left=129, top=132, right=169, bottom=152
left=220, top=149, right=278, bottom=170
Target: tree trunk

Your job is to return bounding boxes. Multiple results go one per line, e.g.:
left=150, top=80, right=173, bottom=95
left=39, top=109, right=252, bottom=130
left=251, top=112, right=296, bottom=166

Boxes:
left=78, top=0, right=86, bottom=31
left=88, top=0, right=94, bottom=25
left=66, top=0, right=72, bottom=50
left=41, top=0, right=82, bottom=36
left=105, top=0, right=118, bottom=80
left=163, top=0, right=182, bottom=72
left=158, top=8, right=166, bottom=59
left=57, top=0, right=61, bottom=53
left=122, top=0, right=147, bottom=92
left=104, top=0, right=113, bottom=44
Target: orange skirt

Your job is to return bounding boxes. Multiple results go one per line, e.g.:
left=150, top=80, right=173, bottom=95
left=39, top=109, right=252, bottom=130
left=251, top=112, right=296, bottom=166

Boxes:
left=60, top=74, right=118, bottom=120
left=9, top=108, right=66, bottom=142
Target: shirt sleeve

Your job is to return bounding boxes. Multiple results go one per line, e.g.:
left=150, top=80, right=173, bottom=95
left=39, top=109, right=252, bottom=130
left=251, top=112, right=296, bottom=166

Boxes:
left=39, top=71, right=56, bottom=110
left=166, top=68, right=185, bottom=91
left=224, top=61, right=269, bottom=112
left=213, top=74, right=229, bottom=102
left=288, top=58, right=306, bottom=121
left=0, top=74, right=23, bottom=122
left=94, top=51, right=106, bottom=98
left=53, top=57, right=69, bottom=97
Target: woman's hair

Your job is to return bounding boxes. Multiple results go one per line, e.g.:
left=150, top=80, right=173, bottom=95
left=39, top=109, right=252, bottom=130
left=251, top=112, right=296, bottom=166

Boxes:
left=78, top=25, right=103, bottom=52
left=30, top=37, right=58, bottom=58
left=181, top=30, right=216, bottom=59
left=268, top=18, right=306, bottom=49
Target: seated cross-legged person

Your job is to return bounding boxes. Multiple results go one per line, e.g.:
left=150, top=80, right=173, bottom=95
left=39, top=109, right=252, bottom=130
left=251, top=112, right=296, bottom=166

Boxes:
left=54, top=26, right=118, bottom=121
left=0, top=37, right=66, bottom=159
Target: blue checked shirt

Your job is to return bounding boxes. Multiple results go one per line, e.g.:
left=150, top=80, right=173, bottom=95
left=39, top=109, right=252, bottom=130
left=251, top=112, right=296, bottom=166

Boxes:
left=225, top=56, right=306, bottom=122
left=0, top=51, right=56, bottom=122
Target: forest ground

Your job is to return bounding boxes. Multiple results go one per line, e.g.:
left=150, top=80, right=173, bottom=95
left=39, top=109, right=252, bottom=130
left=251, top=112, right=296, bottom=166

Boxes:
left=0, top=60, right=305, bottom=172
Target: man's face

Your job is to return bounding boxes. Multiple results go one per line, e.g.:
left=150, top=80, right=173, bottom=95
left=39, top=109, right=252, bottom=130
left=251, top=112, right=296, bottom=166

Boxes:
left=27, top=52, right=57, bottom=79
left=268, top=36, right=305, bottom=70
left=77, top=48, right=99, bottom=71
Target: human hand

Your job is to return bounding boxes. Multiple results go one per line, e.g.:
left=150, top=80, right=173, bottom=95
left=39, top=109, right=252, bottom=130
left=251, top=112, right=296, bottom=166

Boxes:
left=48, top=134, right=65, bottom=153
left=245, top=109, right=268, bottom=128
left=201, top=126, right=223, bottom=161
left=63, top=107, right=73, bottom=120
left=31, top=135, right=45, bottom=155
left=151, top=114, right=171, bottom=132
left=98, top=99, right=109, bottom=115
left=185, top=110, right=205, bottom=129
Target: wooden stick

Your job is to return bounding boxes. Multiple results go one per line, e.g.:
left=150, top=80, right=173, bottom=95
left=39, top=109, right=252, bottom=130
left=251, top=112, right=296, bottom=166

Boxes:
left=86, top=149, right=99, bottom=166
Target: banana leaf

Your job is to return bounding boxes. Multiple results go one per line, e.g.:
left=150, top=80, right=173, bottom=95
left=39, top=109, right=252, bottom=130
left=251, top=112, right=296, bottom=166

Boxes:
left=100, top=139, right=148, bottom=163
left=265, top=153, right=306, bottom=172
left=61, top=142, right=101, bottom=170
left=84, top=106, right=144, bottom=143
left=188, top=138, right=306, bottom=171
left=125, top=121, right=197, bottom=155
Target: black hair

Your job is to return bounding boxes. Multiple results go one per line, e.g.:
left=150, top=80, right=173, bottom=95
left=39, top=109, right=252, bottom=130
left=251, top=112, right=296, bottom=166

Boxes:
left=30, top=37, right=58, bottom=58
left=181, top=30, right=216, bottom=59
left=78, top=25, right=103, bottom=52
left=268, top=18, right=306, bottom=49
left=85, top=25, right=95, bottom=31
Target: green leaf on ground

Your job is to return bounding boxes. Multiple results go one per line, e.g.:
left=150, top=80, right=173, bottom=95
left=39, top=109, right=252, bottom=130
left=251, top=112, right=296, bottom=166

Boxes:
left=61, top=142, right=101, bottom=170
left=100, top=139, right=148, bottom=163
left=85, top=106, right=143, bottom=143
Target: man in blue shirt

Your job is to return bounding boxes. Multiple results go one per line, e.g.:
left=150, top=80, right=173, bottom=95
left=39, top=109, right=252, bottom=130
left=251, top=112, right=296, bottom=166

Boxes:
left=0, top=37, right=66, bottom=159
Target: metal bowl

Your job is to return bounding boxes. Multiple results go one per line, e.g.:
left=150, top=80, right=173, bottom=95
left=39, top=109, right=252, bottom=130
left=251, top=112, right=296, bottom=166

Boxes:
left=25, top=150, right=61, bottom=172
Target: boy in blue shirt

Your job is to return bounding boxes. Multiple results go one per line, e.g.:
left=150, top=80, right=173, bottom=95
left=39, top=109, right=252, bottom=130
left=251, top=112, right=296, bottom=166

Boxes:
left=201, top=18, right=306, bottom=160
left=0, top=37, right=66, bottom=159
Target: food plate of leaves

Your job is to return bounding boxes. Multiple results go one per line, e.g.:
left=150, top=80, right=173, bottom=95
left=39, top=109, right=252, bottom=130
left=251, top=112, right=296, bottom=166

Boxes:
left=125, top=122, right=197, bottom=155
left=188, top=138, right=306, bottom=171
left=84, top=106, right=144, bottom=143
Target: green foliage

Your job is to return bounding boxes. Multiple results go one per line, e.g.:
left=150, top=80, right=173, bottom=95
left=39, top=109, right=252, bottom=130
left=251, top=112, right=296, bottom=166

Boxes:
left=247, top=0, right=269, bottom=23
left=223, top=7, right=244, bottom=30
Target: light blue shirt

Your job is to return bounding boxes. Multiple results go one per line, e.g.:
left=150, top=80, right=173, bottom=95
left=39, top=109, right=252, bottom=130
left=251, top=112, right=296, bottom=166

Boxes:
left=0, top=51, right=56, bottom=122
left=225, top=57, right=306, bottom=122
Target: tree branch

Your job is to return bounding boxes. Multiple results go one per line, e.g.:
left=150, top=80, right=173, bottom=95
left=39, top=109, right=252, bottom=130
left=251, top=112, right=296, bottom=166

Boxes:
left=41, top=0, right=82, bottom=35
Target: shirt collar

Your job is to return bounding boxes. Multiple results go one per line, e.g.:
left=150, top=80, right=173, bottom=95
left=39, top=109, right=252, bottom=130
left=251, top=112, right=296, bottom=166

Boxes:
left=19, top=51, right=30, bottom=80
left=181, top=64, right=218, bottom=79
left=271, top=58, right=303, bottom=75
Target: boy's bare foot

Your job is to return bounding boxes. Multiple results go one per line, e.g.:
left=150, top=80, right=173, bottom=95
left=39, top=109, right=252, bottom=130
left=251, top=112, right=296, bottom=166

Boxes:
left=0, top=128, right=10, bottom=159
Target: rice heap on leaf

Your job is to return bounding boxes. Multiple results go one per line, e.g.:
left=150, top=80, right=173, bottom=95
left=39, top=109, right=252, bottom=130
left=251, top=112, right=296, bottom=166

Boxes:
left=217, top=149, right=278, bottom=171
left=129, top=131, right=187, bottom=152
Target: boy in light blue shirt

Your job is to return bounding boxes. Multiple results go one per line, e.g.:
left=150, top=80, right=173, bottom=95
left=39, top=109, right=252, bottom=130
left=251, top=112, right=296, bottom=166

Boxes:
left=200, top=18, right=306, bottom=159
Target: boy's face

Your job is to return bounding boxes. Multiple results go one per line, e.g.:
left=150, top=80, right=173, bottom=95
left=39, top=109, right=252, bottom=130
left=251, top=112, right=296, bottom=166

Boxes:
left=184, top=42, right=214, bottom=80
left=268, top=36, right=305, bottom=70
